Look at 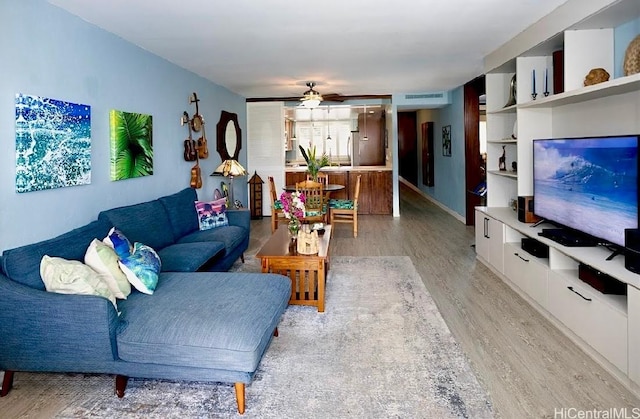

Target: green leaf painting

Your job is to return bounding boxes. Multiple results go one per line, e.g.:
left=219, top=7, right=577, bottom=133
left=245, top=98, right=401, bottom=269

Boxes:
left=110, top=110, right=153, bottom=181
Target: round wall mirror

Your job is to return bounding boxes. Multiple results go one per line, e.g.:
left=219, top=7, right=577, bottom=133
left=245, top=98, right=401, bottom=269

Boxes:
left=216, top=110, right=242, bottom=161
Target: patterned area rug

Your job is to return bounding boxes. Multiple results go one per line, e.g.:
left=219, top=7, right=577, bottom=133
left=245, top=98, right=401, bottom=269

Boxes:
left=6, top=256, right=494, bottom=418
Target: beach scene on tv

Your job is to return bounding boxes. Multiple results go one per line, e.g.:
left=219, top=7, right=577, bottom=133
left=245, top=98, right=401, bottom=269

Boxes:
left=533, top=136, right=638, bottom=246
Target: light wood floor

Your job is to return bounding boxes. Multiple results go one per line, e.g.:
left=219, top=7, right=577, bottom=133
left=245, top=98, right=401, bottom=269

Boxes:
left=257, top=181, right=640, bottom=418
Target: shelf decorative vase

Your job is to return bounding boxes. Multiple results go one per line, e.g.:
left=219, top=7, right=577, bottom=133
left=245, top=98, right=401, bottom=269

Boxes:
left=504, top=74, right=517, bottom=107
left=623, top=34, right=640, bottom=76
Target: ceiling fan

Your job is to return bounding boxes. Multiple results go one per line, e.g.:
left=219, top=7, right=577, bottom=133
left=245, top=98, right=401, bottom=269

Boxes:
left=245, top=80, right=385, bottom=104
left=300, top=82, right=322, bottom=108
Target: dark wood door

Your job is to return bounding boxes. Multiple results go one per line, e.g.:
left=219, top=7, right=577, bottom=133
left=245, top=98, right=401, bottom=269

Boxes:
left=464, top=75, right=486, bottom=226
left=421, top=122, right=435, bottom=187
left=398, top=112, right=418, bottom=185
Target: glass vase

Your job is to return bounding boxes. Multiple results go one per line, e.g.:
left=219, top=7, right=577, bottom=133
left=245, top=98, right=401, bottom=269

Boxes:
left=288, top=218, right=300, bottom=240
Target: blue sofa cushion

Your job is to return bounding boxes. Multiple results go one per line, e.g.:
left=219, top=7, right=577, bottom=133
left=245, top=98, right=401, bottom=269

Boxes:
left=98, top=200, right=175, bottom=251
left=177, top=226, right=246, bottom=255
left=158, top=188, right=199, bottom=239
left=1, top=219, right=113, bottom=290
left=157, top=242, right=225, bottom=272
left=116, top=272, right=291, bottom=372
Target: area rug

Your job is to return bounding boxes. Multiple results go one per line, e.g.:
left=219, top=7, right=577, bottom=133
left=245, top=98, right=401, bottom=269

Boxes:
left=9, top=256, right=494, bottom=418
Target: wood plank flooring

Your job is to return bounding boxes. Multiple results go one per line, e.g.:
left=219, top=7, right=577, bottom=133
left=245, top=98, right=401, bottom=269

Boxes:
left=256, top=181, right=640, bottom=418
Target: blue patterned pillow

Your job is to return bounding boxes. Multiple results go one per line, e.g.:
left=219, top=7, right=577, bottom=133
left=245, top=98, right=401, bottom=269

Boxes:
left=103, top=227, right=132, bottom=258
left=195, top=199, right=229, bottom=230
left=118, top=242, right=161, bottom=295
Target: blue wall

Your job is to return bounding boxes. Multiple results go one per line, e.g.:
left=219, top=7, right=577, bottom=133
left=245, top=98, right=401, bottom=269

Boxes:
left=0, top=0, right=246, bottom=251
left=614, top=17, right=640, bottom=78
left=417, top=87, right=466, bottom=218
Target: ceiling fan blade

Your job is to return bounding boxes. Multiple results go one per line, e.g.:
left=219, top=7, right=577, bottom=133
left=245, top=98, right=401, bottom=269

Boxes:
left=322, top=93, right=345, bottom=102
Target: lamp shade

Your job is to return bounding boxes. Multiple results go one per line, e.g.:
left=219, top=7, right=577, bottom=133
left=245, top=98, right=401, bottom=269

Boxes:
left=211, top=159, right=247, bottom=177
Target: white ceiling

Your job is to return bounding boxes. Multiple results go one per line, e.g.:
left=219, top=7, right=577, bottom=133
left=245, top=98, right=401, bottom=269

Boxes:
left=48, top=0, right=569, bottom=99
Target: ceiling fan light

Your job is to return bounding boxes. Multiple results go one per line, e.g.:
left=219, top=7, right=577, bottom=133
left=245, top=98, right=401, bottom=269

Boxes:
left=301, top=82, right=323, bottom=109
left=301, top=98, right=321, bottom=108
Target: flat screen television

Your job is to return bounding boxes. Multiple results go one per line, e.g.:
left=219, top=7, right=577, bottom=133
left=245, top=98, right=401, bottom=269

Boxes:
left=532, top=134, right=639, bottom=248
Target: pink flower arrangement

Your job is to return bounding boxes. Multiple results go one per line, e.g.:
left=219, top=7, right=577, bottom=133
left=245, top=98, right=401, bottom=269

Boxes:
left=280, top=191, right=306, bottom=220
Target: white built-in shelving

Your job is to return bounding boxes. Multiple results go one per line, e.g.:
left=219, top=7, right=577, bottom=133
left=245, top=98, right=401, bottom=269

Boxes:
left=480, top=0, right=640, bottom=396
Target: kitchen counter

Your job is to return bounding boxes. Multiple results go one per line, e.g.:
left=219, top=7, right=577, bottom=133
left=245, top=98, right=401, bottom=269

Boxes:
left=285, top=165, right=392, bottom=172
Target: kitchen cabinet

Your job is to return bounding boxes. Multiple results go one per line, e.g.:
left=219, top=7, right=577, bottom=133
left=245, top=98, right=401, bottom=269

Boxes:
left=349, top=170, right=392, bottom=215
left=286, top=168, right=392, bottom=215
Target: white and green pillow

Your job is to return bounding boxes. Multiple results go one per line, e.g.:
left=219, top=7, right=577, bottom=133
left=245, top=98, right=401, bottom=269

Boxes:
left=84, top=239, right=131, bottom=299
left=40, top=255, right=117, bottom=308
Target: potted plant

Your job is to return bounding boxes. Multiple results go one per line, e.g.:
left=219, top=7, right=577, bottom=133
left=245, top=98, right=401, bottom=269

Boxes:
left=299, top=145, right=330, bottom=181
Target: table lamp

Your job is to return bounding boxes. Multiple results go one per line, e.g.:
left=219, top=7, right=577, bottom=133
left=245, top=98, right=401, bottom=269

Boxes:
left=211, top=159, right=247, bottom=208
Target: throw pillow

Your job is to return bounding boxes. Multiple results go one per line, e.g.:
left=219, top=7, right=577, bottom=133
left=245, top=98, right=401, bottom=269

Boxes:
left=118, top=242, right=161, bottom=295
left=195, top=198, right=229, bottom=231
left=40, top=255, right=117, bottom=308
left=103, top=227, right=132, bottom=259
left=84, top=239, right=131, bottom=299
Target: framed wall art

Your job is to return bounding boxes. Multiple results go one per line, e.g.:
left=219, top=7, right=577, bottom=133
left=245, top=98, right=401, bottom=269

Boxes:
left=442, top=124, right=452, bottom=157
left=15, top=93, right=91, bottom=193
left=109, top=109, right=153, bottom=181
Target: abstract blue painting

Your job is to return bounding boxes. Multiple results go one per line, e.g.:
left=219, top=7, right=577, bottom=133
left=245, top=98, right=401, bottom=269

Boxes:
left=15, top=93, right=91, bottom=193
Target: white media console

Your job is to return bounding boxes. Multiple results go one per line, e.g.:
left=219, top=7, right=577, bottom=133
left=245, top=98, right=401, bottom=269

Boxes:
left=476, top=207, right=640, bottom=393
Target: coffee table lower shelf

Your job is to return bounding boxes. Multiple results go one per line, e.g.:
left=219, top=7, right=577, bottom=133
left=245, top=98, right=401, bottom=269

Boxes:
left=256, top=225, right=331, bottom=312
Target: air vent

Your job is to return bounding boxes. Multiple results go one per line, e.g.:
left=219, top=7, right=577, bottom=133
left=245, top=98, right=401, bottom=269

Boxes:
left=404, top=93, right=444, bottom=100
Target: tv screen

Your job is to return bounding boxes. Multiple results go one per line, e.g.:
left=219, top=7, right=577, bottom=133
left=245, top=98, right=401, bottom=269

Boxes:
left=533, top=135, right=639, bottom=247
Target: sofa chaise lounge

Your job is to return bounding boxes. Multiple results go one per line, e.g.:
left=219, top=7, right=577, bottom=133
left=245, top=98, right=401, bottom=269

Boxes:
left=0, top=188, right=291, bottom=414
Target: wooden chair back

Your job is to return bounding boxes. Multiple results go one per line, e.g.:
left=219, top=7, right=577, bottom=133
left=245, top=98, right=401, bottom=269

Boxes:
left=352, top=174, right=361, bottom=208
left=330, top=175, right=361, bottom=237
left=295, top=180, right=325, bottom=222
left=306, top=172, right=328, bottom=186
left=268, top=176, right=278, bottom=204
left=268, top=176, right=285, bottom=233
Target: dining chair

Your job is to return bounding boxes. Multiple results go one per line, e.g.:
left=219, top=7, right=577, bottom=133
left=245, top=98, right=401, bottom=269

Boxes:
left=295, top=179, right=326, bottom=224
left=306, top=172, right=328, bottom=186
left=268, top=176, right=286, bottom=233
left=306, top=172, right=329, bottom=209
left=330, top=175, right=361, bottom=238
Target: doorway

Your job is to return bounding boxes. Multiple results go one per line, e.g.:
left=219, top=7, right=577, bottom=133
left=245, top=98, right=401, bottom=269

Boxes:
left=398, top=111, right=418, bottom=185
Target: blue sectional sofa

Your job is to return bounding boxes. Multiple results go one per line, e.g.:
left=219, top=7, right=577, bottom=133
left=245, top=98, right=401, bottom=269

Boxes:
left=0, top=188, right=291, bottom=414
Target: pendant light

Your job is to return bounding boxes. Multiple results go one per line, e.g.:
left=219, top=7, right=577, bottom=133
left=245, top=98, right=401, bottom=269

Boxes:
left=326, top=106, right=332, bottom=141
left=362, top=105, right=369, bottom=141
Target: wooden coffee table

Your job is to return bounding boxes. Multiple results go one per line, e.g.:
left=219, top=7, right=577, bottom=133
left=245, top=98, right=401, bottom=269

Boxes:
left=256, top=225, right=331, bottom=312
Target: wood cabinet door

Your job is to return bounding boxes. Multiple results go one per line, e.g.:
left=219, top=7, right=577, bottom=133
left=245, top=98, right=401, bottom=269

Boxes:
left=368, top=171, right=392, bottom=215
left=285, top=172, right=307, bottom=186
left=327, top=171, right=348, bottom=200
